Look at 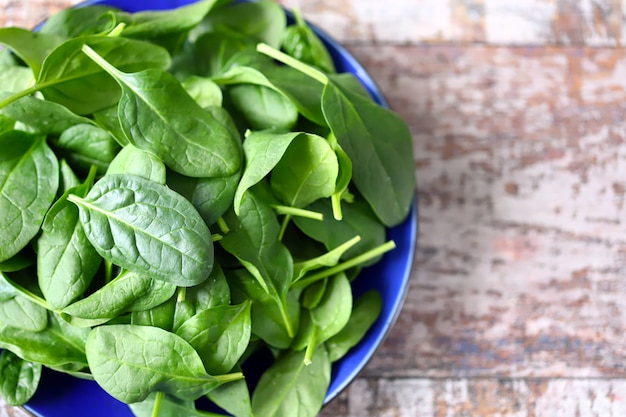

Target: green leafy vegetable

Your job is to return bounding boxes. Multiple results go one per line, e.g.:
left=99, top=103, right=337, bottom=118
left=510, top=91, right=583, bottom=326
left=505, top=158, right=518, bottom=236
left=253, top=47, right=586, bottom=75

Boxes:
left=68, top=174, right=214, bottom=287
left=0, top=131, right=59, bottom=262
left=0, top=350, right=42, bottom=406
left=86, top=324, right=243, bottom=403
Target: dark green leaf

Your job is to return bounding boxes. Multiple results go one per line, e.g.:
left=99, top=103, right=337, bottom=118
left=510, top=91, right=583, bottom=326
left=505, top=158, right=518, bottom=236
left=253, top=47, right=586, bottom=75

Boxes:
left=270, top=133, right=338, bottom=208
left=322, top=81, right=415, bottom=226
left=69, top=174, right=214, bottom=287
left=227, top=83, right=298, bottom=131
left=0, top=131, right=59, bottom=262
left=106, top=144, right=166, bottom=184
left=251, top=347, right=331, bottom=417
left=233, top=131, right=302, bottom=214
left=86, top=324, right=242, bottom=403
left=207, top=375, right=253, bottom=417
left=0, top=96, right=94, bottom=135
left=0, top=312, right=89, bottom=368
left=0, top=28, right=64, bottom=75
left=207, top=1, right=286, bottom=49
left=82, top=45, right=241, bottom=178
left=39, top=5, right=118, bottom=38
left=62, top=270, right=175, bottom=320
left=326, top=290, right=381, bottom=362
left=36, top=36, right=171, bottom=114
left=177, top=301, right=251, bottom=375
left=115, top=0, right=219, bottom=38
left=37, top=176, right=102, bottom=310
left=55, top=124, right=121, bottom=174
left=282, top=8, right=335, bottom=74
left=0, top=350, right=42, bottom=406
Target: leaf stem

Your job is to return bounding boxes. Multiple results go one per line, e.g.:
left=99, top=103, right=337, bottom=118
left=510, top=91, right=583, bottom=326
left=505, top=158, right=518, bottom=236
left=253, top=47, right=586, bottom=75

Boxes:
left=177, top=287, right=186, bottom=303
left=277, top=214, right=291, bottom=242
left=81, top=44, right=124, bottom=79
left=272, top=205, right=323, bottom=221
left=151, top=392, right=164, bottom=417
left=216, top=217, right=230, bottom=234
left=256, top=43, right=328, bottom=85
left=331, top=193, right=343, bottom=220
left=293, top=240, right=397, bottom=289
left=304, top=327, right=318, bottom=366
left=0, top=84, right=41, bottom=110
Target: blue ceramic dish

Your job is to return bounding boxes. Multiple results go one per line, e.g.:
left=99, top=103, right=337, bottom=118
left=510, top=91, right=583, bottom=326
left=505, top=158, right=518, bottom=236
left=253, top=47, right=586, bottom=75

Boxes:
left=22, top=1, right=418, bottom=416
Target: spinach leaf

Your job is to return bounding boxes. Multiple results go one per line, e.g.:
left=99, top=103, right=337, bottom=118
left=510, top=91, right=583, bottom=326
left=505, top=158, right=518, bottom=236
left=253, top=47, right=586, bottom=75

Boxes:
left=220, top=192, right=295, bottom=339
left=183, top=263, right=231, bottom=312
left=309, top=273, right=352, bottom=343
left=168, top=168, right=241, bottom=228
left=55, top=124, right=121, bottom=174
left=282, top=8, right=335, bottom=74
left=0, top=250, right=35, bottom=273
left=129, top=393, right=212, bottom=417
left=227, top=84, right=298, bottom=131
left=0, top=95, right=94, bottom=135
left=59, top=159, right=81, bottom=192
left=207, top=1, right=286, bottom=49
left=130, top=295, right=176, bottom=331
left=270, top=133, right=338, bottom=208
left=68, top=174, right=214, bottom=287
left=114, top=0, right=219, bottom=38
left=86, top=324, right=243, bottom=403
left=0, top=350, right=42, bottom=406
left=0, top=312, right=89, bottom=368
left=0, top=66, right=34, bottom=94
left=321, top=80, right=415, bottom=226
left=228, top=269, right=299, bottom=350
left=106, top=144, right=166, bottom=184
left=0, top=115, right=14, bottom=135
left=233, top=131, right=302, bottom=215
left=251, top=346, right=331, bottom=417
left=0, top=28, right=64, bottom=76
left=176, top=301, right=252, bottom=375
left=182, top=75, right=223, bottom=108
left=0, top=290, right=48, bottom=332
left=326, top=290, right=381, bottom=362
left=92, top=105, right=129, bottom=146
left=39, top=5, right=118, bottom=38
left=82, top=45, right=241, bottom=178
left=30, top=36, right=171, bottom=115
left=37, top=171, right=102, bottom=310
left=207, top=376, right=253, bottom=417
left=62, top=270, right=175, bottom=320
left=0, top=131, right=59, bottom=263
left=183, top=30, right=256, bottom=77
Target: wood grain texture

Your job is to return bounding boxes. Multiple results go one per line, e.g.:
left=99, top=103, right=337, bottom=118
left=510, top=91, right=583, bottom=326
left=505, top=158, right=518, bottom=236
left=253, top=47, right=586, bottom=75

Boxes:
left=2, top=0, right=626, bottom=416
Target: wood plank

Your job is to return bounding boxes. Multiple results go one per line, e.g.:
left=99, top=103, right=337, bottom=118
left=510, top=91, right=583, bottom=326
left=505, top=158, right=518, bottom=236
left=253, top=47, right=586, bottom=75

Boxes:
left=320, top=378, right=626, bottom=416
left=0, top=399, right=31, bottom=417
left=342, top=44, right=626, bottom=378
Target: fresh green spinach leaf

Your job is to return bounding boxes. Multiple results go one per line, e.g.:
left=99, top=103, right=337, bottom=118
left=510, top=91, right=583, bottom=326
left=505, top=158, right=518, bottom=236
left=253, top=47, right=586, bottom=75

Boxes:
left=0, top=131, right=59, bottom=263
left=251, top=346, right=330, bottom=417
left=82, top=45, right=241, bottom=178
left=0, top=350, right=42, bottom=406
left=177, top=301, right=251, bottom=375
left=106, top=144, right=166, bottom=184
left=68, top=174, right=214, bottom=287
left=37, top=170, right=102, bottom=310
left=86, top=324, right=243, bottom=403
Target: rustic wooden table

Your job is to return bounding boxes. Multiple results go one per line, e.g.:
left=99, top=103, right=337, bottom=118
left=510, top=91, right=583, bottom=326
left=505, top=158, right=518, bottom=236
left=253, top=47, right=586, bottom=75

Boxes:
left=2, top=0, right=626, bottom=416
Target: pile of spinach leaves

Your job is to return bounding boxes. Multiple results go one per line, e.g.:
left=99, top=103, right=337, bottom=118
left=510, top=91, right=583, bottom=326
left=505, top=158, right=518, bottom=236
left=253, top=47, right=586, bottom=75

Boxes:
left=0, top=1, right=415, bottom=416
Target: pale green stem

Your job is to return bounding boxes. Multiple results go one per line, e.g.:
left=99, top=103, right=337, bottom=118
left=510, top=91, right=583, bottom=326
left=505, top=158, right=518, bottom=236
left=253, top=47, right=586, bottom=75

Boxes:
left=257, top=43, right=328, bottom=85
left=216, top=217, right=230, bottom=234
left=0, top=84, right=41, bottom=110
left=294, top=240, right=397, bottom=289
left=272, top=205, right=323, bottom=221
left=331, top=193, right=343, bottom=220
left=151, top=392, right=164, bottom=417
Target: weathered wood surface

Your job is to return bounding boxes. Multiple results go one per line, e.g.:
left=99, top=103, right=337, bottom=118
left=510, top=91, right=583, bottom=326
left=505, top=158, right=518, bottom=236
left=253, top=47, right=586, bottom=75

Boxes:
left=2, top=0, right=626, bottom=416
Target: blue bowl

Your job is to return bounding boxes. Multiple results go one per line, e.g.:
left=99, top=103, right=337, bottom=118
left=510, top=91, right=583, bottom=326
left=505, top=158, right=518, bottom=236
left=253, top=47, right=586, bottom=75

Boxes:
left=23, top=1, right=418, bottom=416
